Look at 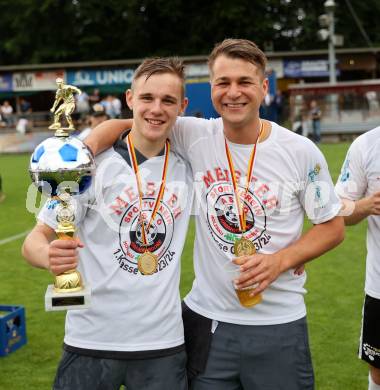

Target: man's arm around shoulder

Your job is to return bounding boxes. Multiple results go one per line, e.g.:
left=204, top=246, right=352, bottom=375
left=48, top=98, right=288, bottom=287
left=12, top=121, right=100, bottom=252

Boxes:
left=84, top=119, right=132, bottom=155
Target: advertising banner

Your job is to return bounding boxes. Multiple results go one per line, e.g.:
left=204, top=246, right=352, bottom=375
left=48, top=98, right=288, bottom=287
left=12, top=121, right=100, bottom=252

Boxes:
left=267, top=59, right=283, bottom=78
left=34, top=71, right=65, bottom=90
left=0, top=74, right=12, bottom=92
left=67, top=69, right=135, bottom=87
left=13, top=70, right=65, bottom=91
left=185, top=64, right=209, bottom=78
left=284, top=59, right=325, bottom=78
left=284, top=59, right=339, bottom=78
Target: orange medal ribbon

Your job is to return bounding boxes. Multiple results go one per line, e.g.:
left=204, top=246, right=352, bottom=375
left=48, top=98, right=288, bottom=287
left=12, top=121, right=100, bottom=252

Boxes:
left=126, top=133, right=170, bottom=248
left=224, top=121, right=263, bottom=234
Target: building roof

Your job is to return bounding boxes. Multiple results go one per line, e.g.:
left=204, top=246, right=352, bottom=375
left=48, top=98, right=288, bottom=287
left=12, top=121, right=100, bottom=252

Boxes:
left=0, top=47, right=379, bottom=72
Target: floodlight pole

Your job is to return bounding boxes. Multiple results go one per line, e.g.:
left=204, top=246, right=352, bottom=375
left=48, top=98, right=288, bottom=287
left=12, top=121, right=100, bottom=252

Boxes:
left=325, top=0, right=336, bottom=84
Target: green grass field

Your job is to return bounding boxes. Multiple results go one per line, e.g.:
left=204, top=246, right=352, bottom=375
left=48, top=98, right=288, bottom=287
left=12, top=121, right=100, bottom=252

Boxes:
left=0, top=144, right=368, bottom=389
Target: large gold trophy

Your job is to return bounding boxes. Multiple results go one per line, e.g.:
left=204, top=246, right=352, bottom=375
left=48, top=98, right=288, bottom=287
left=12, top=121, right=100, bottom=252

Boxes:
left=29, top=78, right=95, bottom=311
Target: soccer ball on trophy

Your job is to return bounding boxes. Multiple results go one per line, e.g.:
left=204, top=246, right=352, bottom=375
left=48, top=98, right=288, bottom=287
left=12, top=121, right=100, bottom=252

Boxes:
left=29, top=78, right=95, bottom=311
left=30, top=136, right=94, bottom=197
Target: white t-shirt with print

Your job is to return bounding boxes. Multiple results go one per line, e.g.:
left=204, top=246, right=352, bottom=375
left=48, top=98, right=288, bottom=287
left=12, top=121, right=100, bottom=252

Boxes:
left=39, top=144, right=192, bottom=351
left=171, top=117, right=341, bottom=325
left=335, top=126, right=380, bottom=299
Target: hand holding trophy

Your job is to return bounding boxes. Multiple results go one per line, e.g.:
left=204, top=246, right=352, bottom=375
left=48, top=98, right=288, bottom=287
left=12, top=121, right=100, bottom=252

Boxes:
left=29, top=78, right=95, bottom=311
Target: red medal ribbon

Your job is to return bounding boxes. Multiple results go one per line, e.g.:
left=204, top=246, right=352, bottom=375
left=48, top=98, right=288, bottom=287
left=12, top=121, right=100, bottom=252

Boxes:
left=224, top=121, right=263, bottom=234
left=126, top=133, right=170, bottom=247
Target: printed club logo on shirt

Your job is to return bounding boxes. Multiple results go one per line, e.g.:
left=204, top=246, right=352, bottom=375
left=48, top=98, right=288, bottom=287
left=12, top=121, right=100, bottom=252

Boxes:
left=205, top=179, right=273, bottom=255
left=112, top=195, right=179, bottom=276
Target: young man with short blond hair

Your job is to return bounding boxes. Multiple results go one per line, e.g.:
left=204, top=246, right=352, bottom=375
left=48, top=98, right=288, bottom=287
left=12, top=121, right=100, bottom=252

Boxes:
left=22, top=57, right=191, bottom=390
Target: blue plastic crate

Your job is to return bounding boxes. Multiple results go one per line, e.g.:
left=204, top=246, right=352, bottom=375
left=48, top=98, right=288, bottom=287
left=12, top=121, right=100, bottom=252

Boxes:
left=0, top=305, right=27, bottom=357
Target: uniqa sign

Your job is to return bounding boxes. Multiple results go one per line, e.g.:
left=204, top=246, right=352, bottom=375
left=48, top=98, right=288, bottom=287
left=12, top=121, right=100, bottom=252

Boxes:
left=67, top=69, right=135, bottom=86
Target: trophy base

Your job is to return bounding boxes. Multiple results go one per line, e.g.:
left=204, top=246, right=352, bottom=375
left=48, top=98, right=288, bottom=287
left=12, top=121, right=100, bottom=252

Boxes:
left=45, top=284, right=91, bottom=311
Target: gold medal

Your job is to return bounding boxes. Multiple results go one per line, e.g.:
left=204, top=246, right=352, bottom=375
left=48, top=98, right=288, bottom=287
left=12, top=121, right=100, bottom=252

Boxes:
left=138, top=251, right=158, bottom=275
left=234, top=237, right=256, bottom=257
left=224, top=124, right=263, bottom=308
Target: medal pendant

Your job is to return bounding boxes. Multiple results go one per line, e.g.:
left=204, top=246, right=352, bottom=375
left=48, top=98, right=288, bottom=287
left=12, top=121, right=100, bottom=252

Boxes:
left=234, top=237, right=256, bottom=257
left=138, top=251, right=158, bottom=275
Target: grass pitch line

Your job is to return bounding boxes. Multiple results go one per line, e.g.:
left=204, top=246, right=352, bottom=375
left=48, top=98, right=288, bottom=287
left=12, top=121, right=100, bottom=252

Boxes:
left=0, top=230, right=30, bottom=246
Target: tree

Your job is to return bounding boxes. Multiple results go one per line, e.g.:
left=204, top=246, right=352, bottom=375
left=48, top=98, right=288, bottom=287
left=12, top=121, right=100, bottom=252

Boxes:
left=0, top=0, right=378, bottom=65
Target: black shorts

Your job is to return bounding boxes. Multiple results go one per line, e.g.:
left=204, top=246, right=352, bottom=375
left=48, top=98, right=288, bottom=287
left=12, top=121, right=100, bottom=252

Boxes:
left=359, top=294, right=380, bottom=368
left=53, top=349, right=187, bottom=390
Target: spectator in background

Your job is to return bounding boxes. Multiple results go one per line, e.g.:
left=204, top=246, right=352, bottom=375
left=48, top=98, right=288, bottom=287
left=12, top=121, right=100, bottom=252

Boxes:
left=78, top=103, right=108, bottom=141
left=1, top=101, right=14, bottom=126
left=310, top=100, right=322, bottom=144
left=366, top=91, right=379, bottom=113
left=291, top=113, right=303, bottom=135
left=301, top=104, right=310, bottom=138
left=0, top=112, right=5, bottom=128
left=100, top=95, right=111, bottom=117
left=101, top=95, right=116, bottom=118
left=292, top=104, right=308, bottom=137
left=268, top=94, right=278, bottom=122
left=111, top=95, right=122, bottom=118
left=16, top=118, right=29, bottom=134
left=89, top=88, right=101, bottom=106
left=0, top=174, right=5, bottom=203
left=76, top=90, right=90, bottom=119
left=16, top=97, right=33, bottom=134
left=274, top=90, right=284, bottom=124
left=260, top=91, right=282, bottom=123
left=20, top=97, right=32, bottom=114
left=259, top=93, right=271, bottom=120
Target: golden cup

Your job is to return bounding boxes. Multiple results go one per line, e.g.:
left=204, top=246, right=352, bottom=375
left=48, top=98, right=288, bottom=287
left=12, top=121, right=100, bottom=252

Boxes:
left=29, top=79, right=95, bottom=310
